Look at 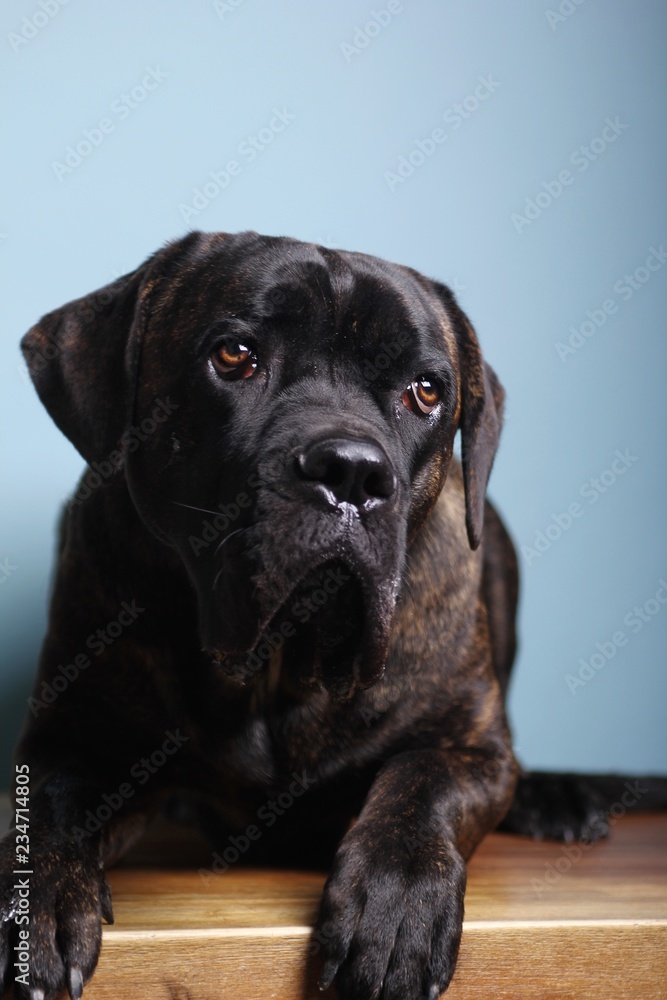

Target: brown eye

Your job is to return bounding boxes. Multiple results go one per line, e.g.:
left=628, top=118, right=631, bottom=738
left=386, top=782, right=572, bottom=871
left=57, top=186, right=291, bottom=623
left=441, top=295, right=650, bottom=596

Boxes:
left=211, top=339, right=258, bottom=379
left=402, top=377, right=441, bottom=416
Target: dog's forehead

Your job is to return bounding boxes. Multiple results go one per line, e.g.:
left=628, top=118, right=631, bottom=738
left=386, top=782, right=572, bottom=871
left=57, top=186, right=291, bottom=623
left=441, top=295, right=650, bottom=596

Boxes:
left=159, top=234, right=456, bottom=356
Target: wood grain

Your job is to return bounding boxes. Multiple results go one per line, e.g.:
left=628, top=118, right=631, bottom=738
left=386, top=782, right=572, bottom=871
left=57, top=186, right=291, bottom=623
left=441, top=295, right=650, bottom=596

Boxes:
left=100, top=813, right=667, bottom=998
left=1, top=802, right=665, bottom=998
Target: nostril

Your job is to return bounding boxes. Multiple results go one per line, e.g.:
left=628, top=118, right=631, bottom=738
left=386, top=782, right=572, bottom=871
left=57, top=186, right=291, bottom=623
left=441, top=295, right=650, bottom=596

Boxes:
left=322, top=460, right=345, bottom=489
left=364, top=467, right=396, bottom=500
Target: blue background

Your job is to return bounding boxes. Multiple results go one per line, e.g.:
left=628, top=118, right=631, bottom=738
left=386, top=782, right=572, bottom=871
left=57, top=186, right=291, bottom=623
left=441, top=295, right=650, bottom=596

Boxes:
left=1, top=0, right=666, bottom=787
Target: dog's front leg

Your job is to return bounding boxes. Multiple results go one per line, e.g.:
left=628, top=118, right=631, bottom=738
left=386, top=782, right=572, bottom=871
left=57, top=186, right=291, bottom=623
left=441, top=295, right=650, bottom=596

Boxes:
left=316, top=744, right=517, bottom=1000
left=0, top=771, right=162, bottom=1000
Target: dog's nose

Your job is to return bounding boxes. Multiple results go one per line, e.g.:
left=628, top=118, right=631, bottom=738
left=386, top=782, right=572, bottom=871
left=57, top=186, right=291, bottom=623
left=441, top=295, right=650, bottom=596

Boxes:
left=295, top=438, right=396, bottom=509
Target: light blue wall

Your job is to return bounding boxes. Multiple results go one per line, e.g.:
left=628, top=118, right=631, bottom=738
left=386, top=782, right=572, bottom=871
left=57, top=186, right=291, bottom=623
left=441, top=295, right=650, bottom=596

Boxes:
left=2, top=0, right=666, bottom=787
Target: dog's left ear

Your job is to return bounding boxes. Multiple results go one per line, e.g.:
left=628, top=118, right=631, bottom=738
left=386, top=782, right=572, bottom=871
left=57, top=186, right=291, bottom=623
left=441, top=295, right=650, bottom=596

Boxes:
left=432, top=282, right=505, bottom=550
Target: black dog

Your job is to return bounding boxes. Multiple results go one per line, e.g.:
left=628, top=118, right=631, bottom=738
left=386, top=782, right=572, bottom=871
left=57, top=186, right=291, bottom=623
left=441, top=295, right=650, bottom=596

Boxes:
left=3, top=231, right=663, bottom=1000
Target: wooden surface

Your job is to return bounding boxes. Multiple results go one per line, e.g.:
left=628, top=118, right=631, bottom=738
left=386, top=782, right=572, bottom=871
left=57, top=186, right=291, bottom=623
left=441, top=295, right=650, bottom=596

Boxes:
left=1, top=803, right=666, bottom=998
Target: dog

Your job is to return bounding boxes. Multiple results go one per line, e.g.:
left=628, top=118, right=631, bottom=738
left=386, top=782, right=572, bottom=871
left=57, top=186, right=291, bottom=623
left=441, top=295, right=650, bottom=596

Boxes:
left=3, top=230, right=664, bottom=1000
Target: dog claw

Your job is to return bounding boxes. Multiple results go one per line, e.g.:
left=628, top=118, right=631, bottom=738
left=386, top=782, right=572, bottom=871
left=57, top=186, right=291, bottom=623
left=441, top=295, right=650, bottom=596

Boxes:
left=318, top=960, right=339, bottom=991
left=428, top=983, right=441, bottom=1000
left=100, top=878, right=114, bottom=924
left=29, top=989, right=45, bottom=1000
left=68, top=965, right=84, bottom=999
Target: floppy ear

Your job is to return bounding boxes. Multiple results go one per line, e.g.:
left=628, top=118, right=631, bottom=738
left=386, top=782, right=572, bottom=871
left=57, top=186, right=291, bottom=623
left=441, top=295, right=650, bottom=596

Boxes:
left=21, top=233, right=208, bottom=464
left=433, top=282, right=505, bottom=550
left=20, top=263, right=158, bottom=466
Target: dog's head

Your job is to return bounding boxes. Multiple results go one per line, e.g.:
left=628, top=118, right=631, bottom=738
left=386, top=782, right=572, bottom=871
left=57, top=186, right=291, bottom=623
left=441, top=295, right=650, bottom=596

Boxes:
left=22, top=231, right=503, bottom=697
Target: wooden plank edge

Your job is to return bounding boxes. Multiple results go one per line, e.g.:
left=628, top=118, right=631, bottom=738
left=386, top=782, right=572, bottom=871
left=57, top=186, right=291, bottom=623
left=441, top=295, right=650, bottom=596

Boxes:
left=102, top=916, right=667, bottom=941
left=83, top=921, right=667, bottom=1000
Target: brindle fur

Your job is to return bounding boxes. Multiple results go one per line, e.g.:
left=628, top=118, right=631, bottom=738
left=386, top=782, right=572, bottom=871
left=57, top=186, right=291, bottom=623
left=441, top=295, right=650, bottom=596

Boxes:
left=3, top=231, right=662, bottom=1000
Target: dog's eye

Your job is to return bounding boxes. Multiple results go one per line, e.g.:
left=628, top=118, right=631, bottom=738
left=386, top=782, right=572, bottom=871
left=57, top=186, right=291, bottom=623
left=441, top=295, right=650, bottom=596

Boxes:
left=211, top=339, right=258, bottom=379
left=402, top=377, right=441, bottom=416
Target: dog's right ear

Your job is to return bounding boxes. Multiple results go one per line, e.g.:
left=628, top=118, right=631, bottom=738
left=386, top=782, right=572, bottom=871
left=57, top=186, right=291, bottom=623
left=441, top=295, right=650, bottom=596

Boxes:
left=20, top=264, right=157, bottom=466
left=20, top=235, right=200, bottom=466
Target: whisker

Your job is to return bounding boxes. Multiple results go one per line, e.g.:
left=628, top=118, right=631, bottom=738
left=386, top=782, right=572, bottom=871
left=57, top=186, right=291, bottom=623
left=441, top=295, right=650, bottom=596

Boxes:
left=212, top=526, right=254, bottom=592
left=171, top=500, right=226, bottom=517
left=400, top=573, right=417, bottom=605
left=213, top=526, right=247, bottom=558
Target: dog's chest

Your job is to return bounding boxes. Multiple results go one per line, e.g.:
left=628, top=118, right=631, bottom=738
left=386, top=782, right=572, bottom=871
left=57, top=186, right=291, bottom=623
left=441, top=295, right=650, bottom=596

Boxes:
left=191, top=691, right=336, bottom=791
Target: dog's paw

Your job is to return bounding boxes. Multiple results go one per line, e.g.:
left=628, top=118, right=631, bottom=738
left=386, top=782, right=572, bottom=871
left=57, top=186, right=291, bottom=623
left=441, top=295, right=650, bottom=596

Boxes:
left=314, top=825, right=466, bottom=1000
left=0, top=832, right=113, bottom=999
left=499, top=771, right=609, bottom=843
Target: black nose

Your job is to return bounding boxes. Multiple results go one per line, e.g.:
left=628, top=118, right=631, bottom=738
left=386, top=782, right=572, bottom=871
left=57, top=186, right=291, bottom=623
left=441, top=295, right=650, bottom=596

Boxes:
left=295, top=438, right=396, bottom=509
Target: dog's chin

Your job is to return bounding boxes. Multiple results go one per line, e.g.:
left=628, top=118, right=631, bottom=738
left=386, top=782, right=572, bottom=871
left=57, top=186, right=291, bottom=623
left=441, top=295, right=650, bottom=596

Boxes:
left=203, top=557, right=399, bottom=699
